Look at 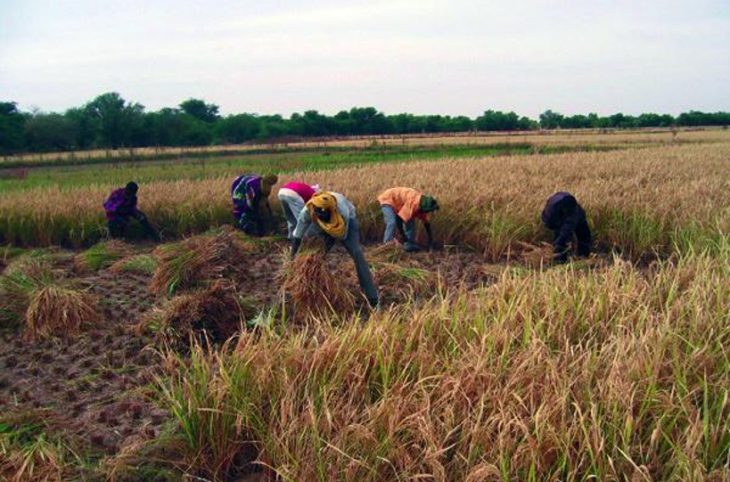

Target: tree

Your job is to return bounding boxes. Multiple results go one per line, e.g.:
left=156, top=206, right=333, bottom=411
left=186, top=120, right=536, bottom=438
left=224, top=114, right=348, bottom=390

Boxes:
left=24, top=113, right=76, bottom=151
left=215, top=114, right=261, bottom=143
left=64, top=107, right=98, bottom=149
left=539, top=110, right=565, bottom=129
left=0, top=101, right=27, bottom=154
left=476, top=110, right=521, bottom=131
left=179, top=98, right=220, bottom=123
left=84, top=92, right=145, bottom=148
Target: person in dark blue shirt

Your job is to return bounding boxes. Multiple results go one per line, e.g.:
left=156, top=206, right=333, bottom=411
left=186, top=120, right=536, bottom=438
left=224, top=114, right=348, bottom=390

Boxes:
left=541, top=192, right=591, bottom=263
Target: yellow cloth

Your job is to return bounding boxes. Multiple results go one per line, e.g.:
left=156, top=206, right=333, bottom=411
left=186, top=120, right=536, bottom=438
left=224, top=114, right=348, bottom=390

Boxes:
left=377, top=187, right=424, bottom=222
left=307, top=192, right=346, bottom=239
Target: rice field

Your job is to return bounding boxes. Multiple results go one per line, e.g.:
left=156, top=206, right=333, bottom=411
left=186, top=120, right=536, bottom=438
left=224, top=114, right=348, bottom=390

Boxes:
left=1, top=140, right=728, bottom=258
left=2, top=126, right=725, bottom=166
left=0, top=134, right=728, bottom=481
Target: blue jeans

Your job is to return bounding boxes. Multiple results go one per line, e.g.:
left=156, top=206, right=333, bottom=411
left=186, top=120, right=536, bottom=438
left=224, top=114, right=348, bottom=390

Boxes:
left=381, top=205, right=415, bottom=243
left=339, top=217, right=379, bottom=307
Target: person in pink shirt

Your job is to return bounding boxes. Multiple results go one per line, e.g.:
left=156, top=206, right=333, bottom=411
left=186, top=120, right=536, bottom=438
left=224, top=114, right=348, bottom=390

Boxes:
left=277, top=181, right=320, bottom=239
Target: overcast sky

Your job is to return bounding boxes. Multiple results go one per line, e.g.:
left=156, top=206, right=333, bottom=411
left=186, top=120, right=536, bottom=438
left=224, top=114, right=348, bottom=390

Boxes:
left=1, top=0, right=728, bottom=117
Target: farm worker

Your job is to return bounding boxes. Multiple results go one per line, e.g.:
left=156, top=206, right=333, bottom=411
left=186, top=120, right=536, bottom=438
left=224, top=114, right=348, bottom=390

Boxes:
left=290, top=192, right=379, bottom=308
left=277, top=181, right=321, bottom=239
left=103, top=181, right=159, bottom=240
left=231, top=174, right=278, bottom=236
left=541, top=192, right=592, bottom=264
left=377, top=187, right=439, bottom=252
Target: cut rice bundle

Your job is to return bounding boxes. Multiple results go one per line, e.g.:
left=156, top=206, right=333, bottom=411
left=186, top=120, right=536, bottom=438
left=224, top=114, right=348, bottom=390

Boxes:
left=374, top=262, right=438, bottom=301
left=280, top=251, right=356, bottom=323
left=149, top=228, right=253, bottom=296
left=140, top=280, right=247, bottom=347
left=515, top=241, right=554, bottom=268
left=109, top=254, right=157, bottom=275
left=24, top=285, right=99, bottom=341
left=73, top=240, right=135, bottom=272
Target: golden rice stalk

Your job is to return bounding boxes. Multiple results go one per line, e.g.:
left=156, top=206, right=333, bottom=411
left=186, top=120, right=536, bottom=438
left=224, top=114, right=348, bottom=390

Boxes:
left=280, top=251, right=356, bottom=323
left=24, top=285, right=99, bottom=342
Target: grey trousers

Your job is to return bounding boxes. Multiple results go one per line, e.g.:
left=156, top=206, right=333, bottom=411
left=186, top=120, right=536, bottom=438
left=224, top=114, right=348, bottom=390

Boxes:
left=339, top=217, right=379, bottom=307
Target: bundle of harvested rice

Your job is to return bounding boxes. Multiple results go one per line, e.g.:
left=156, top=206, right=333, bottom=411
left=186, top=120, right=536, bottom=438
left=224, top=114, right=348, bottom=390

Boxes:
left=515, top=241, right=554, bottom=268
left=24, top=285, right=99, bottom=341
left=374, top=262, right=437, bottom=302
left=73, top=240, right=134, bottom=272
left=149, top=228, right=252, bottom=295
left=109, top=254, right=157, bottom=275
left=280, top=251, right=356, bottom=323
left=0, top=257, right=56, bottom=330
left=141, top=280, right=247, bottom=346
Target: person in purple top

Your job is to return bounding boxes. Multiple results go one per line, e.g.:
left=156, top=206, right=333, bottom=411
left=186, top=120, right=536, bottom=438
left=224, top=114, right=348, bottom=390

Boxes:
left=231, top=174, right=278, bottom=236
left=541, top=192, right=591, bottom=263
left=103, top=181, right=159, bottom=240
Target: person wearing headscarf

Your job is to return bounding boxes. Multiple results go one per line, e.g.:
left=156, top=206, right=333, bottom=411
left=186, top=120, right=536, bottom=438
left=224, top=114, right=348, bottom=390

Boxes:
left=541, top=192, right=592, bottom=264
left=103, top=181, right=159, bottom=240
left=377, top=187, right=439, bottom=252
left=277, top=181, right=320, bottom=239
left=290, top=191, right=379, bottom=308
left=231, top=174, right=278, bottom=236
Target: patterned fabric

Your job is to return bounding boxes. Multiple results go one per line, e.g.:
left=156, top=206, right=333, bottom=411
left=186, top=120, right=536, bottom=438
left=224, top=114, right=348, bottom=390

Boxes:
left=103, top=188, right=138, bottom=220
left=231, top=175, right=262, bottom=219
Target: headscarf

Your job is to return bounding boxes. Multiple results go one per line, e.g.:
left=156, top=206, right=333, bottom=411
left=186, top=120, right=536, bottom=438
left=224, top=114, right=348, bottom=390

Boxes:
left=307, top=192, right=346, bottom=239
left=260, top=174, right=279, bottom=197
left=419, top=195, right=439, bottom=213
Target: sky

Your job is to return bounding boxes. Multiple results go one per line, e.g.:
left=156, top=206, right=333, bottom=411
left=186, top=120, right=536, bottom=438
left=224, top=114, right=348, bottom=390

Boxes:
left=1, top=0, right=728, bottom=118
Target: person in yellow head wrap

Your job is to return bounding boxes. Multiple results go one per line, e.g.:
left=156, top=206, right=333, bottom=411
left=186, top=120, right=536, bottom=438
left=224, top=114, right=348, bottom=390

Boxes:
left=290, top=191, right=379, bottom=308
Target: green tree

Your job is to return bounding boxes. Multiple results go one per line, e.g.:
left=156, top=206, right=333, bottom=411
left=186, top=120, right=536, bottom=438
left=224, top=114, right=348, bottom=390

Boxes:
left=24, top=113, right=76, bottom=151
left=64, top=107, right=98, bottom=149
left=539, top=110, right=564, bottom=129
left=0, top=101, right=27, bottom=154
left=84, top=92, right=145, bottom=148
left=179, top=98, right=220, bottom=123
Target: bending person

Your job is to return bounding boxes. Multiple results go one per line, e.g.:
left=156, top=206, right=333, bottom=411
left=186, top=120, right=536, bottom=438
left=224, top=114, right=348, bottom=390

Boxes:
left=377, top=187, right=439, bottom=252
left=103, top=181, right=159, bottom=240
left=231, top=174, right=278, bottom=236
left=541, top=192, right=592, bottom=264
left=277, top=181, right=320, bottom=239
left=290, top=192, right=379, bottom=308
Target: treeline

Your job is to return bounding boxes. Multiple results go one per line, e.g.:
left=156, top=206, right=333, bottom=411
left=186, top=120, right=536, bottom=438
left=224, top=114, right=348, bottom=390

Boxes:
left=1, top=92, right=729, bottom=154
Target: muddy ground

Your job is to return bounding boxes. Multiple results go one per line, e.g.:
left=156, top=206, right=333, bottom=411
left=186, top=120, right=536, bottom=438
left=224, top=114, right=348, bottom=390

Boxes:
left=0, top=238, right=517, bottom=480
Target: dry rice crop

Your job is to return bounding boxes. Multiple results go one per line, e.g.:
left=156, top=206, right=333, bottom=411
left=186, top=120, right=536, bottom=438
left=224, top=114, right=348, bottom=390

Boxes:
left=73, top=240, right=134, bottom=272
left=149, top=228, right=252, bottom=296
left=0, top=411, right=70, bottom=482
left=24, top=285, right=99, bottom=341
left=1, top=141, right=728, bottom=259
left=0, top=256, right=56, bottom=329
left=373, top=262, right=438, bottom=300
left=279, top=251, right=356, bottom=323
left=140, top=280, right=245, bottom=347
left=158, top=246, right=730, bottom=482
left=108, top=253, right=157, bottom=275
left=3, top=127, right=725, bottom=165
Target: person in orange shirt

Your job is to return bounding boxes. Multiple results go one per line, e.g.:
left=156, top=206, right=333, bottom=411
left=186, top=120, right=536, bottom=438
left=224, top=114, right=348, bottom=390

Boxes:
left=377, top=187, right=439, bottom=252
